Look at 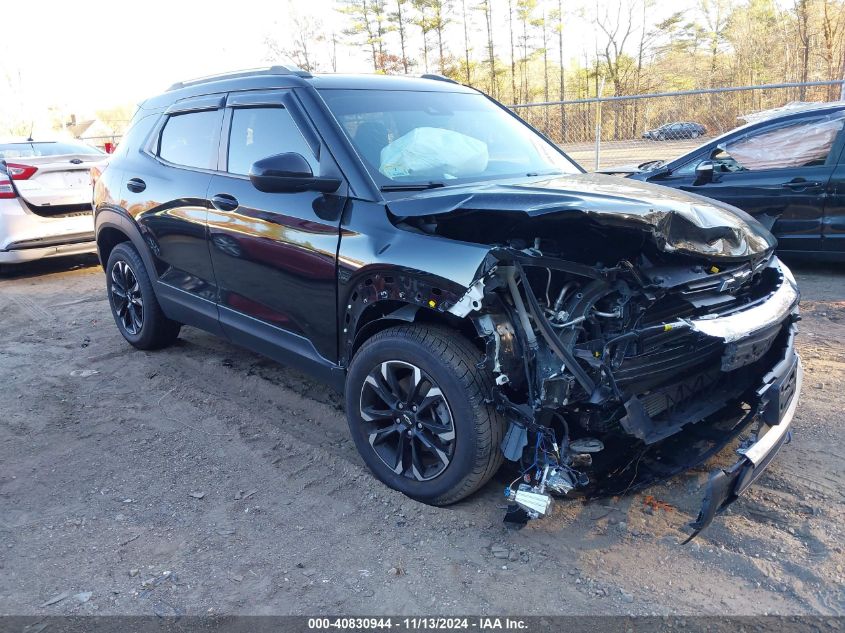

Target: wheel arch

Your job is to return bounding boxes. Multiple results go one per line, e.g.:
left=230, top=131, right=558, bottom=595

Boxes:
left=341, top=269, right=480, bottom=366
left=95, top=207, right=160, bottom=282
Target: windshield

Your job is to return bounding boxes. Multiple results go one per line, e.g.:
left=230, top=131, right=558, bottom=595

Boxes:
left=318, top=89, right=581, bottom=188
left=0, top=141, right=104, bottom=159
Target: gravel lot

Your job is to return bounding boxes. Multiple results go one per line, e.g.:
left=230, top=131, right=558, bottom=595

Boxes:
left=1, top=254, right=843, bottom=616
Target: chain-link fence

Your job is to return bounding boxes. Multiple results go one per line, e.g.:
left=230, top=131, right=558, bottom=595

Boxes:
left=511, top=80, right=845, bottom=171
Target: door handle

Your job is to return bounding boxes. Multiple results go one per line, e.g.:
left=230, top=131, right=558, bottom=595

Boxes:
left=211, top=193, right=239, bottom=212
left=126, top=177, right=146, bottom=193
left=782, top=179, right=821, bottom=190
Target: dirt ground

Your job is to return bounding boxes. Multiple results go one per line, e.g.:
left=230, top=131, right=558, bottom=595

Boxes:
left=1, top=254, right=844, bottom=617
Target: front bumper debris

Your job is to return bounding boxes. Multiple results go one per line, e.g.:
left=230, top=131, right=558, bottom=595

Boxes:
left=686, top=333, right=802, bottom=541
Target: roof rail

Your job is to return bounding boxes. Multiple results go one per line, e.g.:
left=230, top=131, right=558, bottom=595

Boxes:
left=166, top=65, right=313, bottom=92
left=420, top=73, right=458, bottom=84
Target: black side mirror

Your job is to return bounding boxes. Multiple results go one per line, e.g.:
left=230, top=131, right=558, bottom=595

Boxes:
left=249, top=152, right=340, bottom=194
left=694, top=160, right=714, bottom=184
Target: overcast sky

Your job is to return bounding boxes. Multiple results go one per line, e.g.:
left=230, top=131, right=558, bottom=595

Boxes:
left=2, top=0, right=697, bottom=129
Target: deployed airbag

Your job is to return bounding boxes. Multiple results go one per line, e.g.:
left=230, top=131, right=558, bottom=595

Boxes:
left=380, top=127, right=489, bottom=179
left=725, top=111, right=845, bottom=170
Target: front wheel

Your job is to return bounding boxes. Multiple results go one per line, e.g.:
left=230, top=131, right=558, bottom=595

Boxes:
left=345, top=325, right=506, bottom=505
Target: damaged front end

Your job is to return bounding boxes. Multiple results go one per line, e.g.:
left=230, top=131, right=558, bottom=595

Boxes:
left=437, top=209, right=801, bottom=538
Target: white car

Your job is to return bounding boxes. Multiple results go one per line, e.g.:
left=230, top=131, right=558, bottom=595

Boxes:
left=0, top=139, right=106, bottom=266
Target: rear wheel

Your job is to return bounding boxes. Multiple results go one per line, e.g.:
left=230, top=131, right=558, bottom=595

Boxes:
left=345, top=325, right=506, bottom=505
left=106, top=242, right=180, bottom=349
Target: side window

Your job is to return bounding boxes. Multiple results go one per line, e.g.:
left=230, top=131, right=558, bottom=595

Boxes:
left=712, top=116, right=845, bottom=172
left=227, top=107, right=317, bottom=176
left=158, top=110, right=221, bottom=169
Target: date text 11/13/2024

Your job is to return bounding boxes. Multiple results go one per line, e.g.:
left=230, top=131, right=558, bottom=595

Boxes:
left=307, top=618, right=528, bottom=630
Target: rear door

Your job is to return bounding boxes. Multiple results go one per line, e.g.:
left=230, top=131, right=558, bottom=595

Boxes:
left=119, top=94, right=224, bottom=322
left=653, top=112, right=845, bottom=253
left=205, top=89, right=345, bottom=364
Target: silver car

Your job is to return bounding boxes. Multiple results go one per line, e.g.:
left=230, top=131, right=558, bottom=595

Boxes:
left=0, top=139, right=105, bottom=266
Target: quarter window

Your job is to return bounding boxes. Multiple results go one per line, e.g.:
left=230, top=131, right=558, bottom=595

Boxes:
left=227, top=107, right=316, bottom=176
left=158, top=110, right=221, bottom=169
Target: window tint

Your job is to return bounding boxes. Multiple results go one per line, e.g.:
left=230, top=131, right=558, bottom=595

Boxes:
left=227, top=107, right=316, bottom=176
left=158, top=110, right=221, bottom=169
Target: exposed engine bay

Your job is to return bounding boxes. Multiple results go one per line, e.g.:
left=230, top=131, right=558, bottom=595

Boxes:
left=407, top=209, right=803, bottom=536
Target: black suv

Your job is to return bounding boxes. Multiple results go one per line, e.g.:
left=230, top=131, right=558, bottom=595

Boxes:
left=94, top=67, right=802, bottom=536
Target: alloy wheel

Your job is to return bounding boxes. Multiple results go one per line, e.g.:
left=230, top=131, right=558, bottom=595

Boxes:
left=110, top=260, right=144, bottom=335
left=359, top=360, right=456, bottom=481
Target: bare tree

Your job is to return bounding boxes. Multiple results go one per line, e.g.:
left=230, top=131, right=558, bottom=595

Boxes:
left=390, top=0, right=412, bottom=73
left=329, top=31, right=339, bottom=72
left=413, top=0, right=434, bottom=72
left=701, top=0, right=730, bottom=87
left=429, top=0, right=451, bottom=72
left=553, top=0, right=566, bottom=138
left=476, top=0, right=497, bottom=97
left=517, top=0, right=537, bottom=102
left=265, top=4, right=325, bottom=72
left=794, top=0, right=814, bottom=98
left=339, top=0, right=379, bottom=70
left=820, top=0, right=845, bottom=98
left=461, top=0, right=473, bottom=83
left=595, top=0, right=636, bottom=97
left=508, top=0, right=518, bottom=102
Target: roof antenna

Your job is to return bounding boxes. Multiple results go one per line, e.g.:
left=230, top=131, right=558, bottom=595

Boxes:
left=27, top=121, right=34, bottom=142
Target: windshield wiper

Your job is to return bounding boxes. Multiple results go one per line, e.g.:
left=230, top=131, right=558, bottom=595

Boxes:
left=380, top=182, right=445, bottom=192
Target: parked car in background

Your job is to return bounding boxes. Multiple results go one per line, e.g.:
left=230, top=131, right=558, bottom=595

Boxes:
left=92, top=67, right=802, bottom=539
left=0, top=139, right=105, bottom=266
left=642, top=121, right=706, bottom=140
left=606, top=103, right=845, bottom=260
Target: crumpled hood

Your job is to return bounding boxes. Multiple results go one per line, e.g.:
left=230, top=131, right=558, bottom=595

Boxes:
left=386, top=173, right=776, bottom=260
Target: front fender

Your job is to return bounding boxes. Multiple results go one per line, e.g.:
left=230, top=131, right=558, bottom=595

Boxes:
left=339, top=267, right=466, bottom=365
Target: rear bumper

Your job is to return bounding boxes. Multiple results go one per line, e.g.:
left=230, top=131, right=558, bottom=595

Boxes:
left=687, top=326, right=802, bottom=540
left=0, top=199, right=95, bottom=263
left=0, top=239, right=96, bottom=263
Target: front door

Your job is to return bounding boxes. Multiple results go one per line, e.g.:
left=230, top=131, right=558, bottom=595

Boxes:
left=206, top=90, right=345, bottom=365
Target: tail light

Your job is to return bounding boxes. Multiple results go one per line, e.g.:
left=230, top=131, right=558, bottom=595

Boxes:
left=0, top=163, right=38, bottom=199
left=0, top=180, right=14, bottom=199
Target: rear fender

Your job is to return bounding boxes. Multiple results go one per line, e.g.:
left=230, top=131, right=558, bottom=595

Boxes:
left=95, top=206, right=159, bottom=277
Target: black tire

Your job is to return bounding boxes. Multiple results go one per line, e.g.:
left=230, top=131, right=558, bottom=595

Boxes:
left=106, top=242, right=180, bottom=350
left=345, top=324, right=506, bottom=505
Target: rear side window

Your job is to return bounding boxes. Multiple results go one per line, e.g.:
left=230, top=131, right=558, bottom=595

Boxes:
left=158, top=110, right=221, bottom=169
left=227, top=107, right=316, bottom=176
